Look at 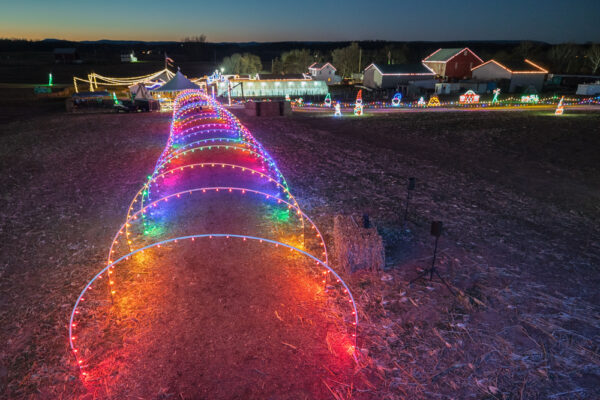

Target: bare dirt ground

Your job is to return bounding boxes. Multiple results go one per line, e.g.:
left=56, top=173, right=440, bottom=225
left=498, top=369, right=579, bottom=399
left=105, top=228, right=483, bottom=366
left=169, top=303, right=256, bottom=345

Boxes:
left=1, top=94, right=599, bottom=399
left=234, top=109, right=600, bottom=400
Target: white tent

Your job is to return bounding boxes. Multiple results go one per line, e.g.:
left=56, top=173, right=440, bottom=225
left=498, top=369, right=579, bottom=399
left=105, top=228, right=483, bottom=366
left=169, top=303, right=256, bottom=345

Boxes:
left=151, top=69, right=200, bottom=92
left=129, top=83, right=152, bottom=99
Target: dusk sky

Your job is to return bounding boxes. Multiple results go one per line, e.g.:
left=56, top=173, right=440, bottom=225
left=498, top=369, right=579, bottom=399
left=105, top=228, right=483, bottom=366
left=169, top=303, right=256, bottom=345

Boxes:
left=1, top=0, right=599, bottom=43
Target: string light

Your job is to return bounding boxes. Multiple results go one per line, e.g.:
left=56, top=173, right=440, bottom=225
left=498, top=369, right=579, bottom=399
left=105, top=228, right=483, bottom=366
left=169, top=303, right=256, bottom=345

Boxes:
left=459, top=90, right=480, bottom=104
left=492, top=88, right=501, bottom=104
left=69, top=89, right=359, bottom=382
left=354, top=90, right=363, bottom=116
left=334, top=101, right=342, bottom=116
left=555, top=96, right=565, bottom=115
left=427, top=95, right=441, bottom=107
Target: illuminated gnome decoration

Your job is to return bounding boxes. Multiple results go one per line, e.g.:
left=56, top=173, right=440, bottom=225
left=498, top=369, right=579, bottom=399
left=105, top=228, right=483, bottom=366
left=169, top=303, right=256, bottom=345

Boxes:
left=324, top=93, right=332, bottom=107
left=334, top=101, right=342, bottom=116
left=391, top=92, right=402, bottom=107
left=555, top=96, right=565, bottom=115
left=354, top=90, right=363, bottom=116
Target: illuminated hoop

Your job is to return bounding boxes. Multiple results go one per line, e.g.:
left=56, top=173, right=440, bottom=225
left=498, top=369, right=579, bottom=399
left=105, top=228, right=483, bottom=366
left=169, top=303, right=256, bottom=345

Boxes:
left=71, top=235, right=356, bottom=378
left=71, top=90, right=359, bottom=382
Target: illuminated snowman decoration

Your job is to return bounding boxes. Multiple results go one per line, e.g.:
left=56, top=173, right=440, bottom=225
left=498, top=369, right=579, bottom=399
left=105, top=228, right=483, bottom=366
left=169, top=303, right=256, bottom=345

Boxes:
left=418, top=97, right=426, bottom=106
left=334, top=101, right=342, bottom=116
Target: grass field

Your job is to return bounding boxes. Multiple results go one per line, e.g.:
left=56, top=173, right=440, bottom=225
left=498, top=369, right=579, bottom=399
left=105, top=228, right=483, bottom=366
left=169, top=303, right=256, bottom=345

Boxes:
left=1, top=95, right=599, bottom=398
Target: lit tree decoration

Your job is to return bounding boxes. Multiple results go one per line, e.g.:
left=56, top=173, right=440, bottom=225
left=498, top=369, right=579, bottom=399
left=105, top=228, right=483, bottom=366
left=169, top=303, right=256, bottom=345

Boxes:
left=418, top=97, right=426, bottom=106
left=324, top=93, right=332, bottom=107
left=391, top=93, right=402, bottom=107
left=492, top=88, right=501, bottom=104
left=48, top=73, right=53, bottom=87
left=354, top=90, right=363, bottom=116
left=334, top=101, right=342, bottom=116
left=555, top=96, right=565, bottom=115
left=427, top=95, right=440, bottom=107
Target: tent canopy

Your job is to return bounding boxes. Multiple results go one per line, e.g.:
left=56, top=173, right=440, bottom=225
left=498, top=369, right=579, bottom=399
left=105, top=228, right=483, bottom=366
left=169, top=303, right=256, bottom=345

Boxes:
left=152, top=69, right=199, bottom=92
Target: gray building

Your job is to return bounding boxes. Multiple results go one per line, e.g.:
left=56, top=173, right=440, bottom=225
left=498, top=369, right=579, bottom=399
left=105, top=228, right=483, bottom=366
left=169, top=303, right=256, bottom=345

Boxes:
left=362, top=63, right=435, bottom=89
left=471, top=59, right=548, bottom=93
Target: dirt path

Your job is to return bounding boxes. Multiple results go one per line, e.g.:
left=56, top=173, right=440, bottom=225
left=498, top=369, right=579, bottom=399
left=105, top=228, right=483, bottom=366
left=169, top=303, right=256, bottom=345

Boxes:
left=77, top=240, right=353, bottom=399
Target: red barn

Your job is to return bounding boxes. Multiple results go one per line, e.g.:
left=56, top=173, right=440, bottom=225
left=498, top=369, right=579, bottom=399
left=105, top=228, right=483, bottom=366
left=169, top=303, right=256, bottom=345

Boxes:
left=422, top=48, right=483, bottom=80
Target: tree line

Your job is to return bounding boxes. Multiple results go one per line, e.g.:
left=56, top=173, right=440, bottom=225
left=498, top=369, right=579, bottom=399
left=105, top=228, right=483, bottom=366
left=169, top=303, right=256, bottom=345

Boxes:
left=221, top=42, right=600, bottom=76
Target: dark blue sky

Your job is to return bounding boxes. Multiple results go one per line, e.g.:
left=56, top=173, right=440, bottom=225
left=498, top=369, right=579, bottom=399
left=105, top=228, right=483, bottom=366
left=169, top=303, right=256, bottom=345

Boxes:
left=1, top=0, right=598, bottom=43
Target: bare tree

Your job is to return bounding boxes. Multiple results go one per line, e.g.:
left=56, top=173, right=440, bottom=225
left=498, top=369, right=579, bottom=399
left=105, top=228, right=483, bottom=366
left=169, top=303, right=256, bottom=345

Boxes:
left=221, top=53, right=262, bottom=75
left=272, top=49, right=315, bottom=74
left=182, top=35, right=207, bottom=43
left=516, top=41, right=534, bottom=59
left=332, top=43, right=361, bottom=78
left=549, top=43, right=578, bottom=73
left=587, top=44, right=600, bottom=74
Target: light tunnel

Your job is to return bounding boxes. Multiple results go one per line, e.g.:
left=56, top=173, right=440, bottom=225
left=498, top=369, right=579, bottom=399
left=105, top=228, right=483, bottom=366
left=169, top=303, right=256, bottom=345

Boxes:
left=69, top=89, right=359, bottom=380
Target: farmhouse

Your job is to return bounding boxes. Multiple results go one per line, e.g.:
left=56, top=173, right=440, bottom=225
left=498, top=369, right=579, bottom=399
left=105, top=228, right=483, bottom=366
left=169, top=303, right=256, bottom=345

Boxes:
left=471, top=59, right=548, bottom=92
left=53, top=48, right=80, bottom=64
left=422, top=48, right=483, bottom=79
left=362, top=63, right=435, bottom=90
left=308, top=62, right=341, bottom=84
left=120, top=52, right=138, bottom=63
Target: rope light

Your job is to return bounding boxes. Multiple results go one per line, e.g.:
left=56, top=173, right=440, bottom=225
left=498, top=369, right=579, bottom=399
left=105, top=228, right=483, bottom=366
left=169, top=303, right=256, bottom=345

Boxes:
left=69, top=89, right=358, bottom=383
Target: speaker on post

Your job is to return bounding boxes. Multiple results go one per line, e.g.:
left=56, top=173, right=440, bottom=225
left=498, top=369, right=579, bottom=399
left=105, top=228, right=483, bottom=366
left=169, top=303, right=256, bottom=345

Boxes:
left=410, top=220, right=455, bottom=295
left=430, top=221, right=442, bottom=237
left=402, top=177, right=416, bottom=226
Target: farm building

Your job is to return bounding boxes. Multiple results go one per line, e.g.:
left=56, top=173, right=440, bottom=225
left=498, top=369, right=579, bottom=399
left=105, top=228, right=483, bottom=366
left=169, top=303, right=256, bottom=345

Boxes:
left=471, top=59, right=548, bottom=93
left=120, top=52, right=138, bottom=63
left=216, top=75, right=328, bottom=98
left=53, top=48, right=80, bottom=64
left=362, top=63, right=435, bottom=90
left=422, top=48, right=483, bottom=79
left=576, top=81, right=600, bottom=95
left=308, top=62, right=341, bottom=84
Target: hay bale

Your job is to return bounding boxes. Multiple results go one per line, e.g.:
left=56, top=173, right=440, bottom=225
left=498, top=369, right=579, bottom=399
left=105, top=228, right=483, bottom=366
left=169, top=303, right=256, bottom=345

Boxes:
left=333, top=215, right=384, bottom=274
